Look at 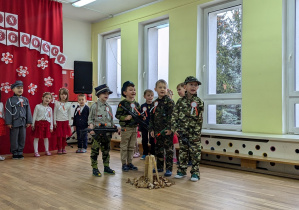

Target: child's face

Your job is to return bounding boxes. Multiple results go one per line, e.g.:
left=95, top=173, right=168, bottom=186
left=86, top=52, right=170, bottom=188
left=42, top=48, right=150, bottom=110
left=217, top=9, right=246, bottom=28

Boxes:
left=78, top=96, right=86, bottom=106
left=98, top=92, right=109, bottom=102
left=177, top=86, right=186, bottom=97
left=185, top=82, right=199, bottom=95
left=42, top=95, right=52, bottom=105
left=60, top=93, right=67, bottom=102
left=13, top=86, right=23, bottom=96
left=144, top=92, right=154, bottom=104
left=124, top=86, right=136, bottom=100
left=155, top=82, right=167, bottom=98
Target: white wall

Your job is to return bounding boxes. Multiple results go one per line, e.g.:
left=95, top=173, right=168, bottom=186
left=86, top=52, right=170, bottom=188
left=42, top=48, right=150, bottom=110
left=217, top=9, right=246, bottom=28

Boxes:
left=63, top=18, right=91, bottom=70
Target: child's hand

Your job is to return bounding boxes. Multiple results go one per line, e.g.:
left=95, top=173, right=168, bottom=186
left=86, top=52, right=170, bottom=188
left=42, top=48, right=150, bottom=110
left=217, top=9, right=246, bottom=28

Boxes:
left=117, top=127, right=121, bottom=135
left=143, top=116, right=146, bottom=120
left=50, top=129, right=53, bottom=132
left=32, top=126, right=35, bottom=131
left=73, top=126, right=76, bottom=131
left=165, top=130, right=172, bottom=135
left=90, top=131, right=95, bottom=135
left=54, top=124, right=57, bottom=128
left=7, top=125, right=12, bottom=129
left=26, top=124, right=31, bottom=128
left=150, top=131, right=155, bottom=138
left=124, top=115, right=132, bottom=121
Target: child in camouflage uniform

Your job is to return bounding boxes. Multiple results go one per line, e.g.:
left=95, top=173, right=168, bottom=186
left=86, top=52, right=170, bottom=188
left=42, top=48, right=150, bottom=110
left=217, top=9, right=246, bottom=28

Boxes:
left=116, top=81, right=140, bottom=172
left=88, top=84, right=117, bottom=177
left=149, top=79, right=175, bottom=177
left=172, top=76, right=204, bottom=182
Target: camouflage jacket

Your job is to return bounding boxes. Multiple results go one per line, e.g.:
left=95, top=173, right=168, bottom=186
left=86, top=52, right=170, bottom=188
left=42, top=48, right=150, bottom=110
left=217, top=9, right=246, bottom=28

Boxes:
left=115, top=99, right=141, bottom=128
left=149, top=95, right=174, bottom=133
left=171, top=94, right=204, bottom=140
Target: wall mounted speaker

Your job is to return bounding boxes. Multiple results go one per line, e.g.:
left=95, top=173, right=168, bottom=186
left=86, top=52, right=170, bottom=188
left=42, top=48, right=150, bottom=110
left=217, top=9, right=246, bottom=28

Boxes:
left=74, top=61, right=93, bottom=94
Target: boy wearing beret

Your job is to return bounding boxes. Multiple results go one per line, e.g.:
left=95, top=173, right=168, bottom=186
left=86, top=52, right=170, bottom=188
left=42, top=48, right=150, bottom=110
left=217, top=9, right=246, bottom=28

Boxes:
left=115, top=81, right=141, bottom=172
left=5, top=80, right=32, bottom=159
left=171, top=76, right=204, bottom=182
left=88, top=84, right=117, bottom=177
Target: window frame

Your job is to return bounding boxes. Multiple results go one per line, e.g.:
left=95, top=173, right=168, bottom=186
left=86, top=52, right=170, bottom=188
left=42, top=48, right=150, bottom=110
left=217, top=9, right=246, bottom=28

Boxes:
left=201, top=0, right=243, bottom=131
left=141, top=18, right=169, bottom=101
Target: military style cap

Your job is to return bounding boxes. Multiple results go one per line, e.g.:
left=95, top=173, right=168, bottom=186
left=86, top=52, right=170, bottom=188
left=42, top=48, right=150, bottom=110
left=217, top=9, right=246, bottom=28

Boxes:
left=11, top=80, right=23, bottom=89
left=94, top=84, right=113, bottom=97
left=184, top=76, right=201, bottom=85
left=121, top=81, right=135, bottom=97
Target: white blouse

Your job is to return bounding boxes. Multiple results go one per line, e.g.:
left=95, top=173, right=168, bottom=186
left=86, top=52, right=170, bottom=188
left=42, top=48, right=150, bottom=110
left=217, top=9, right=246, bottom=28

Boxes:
left=0, top=102, right=4, bottom=119
left=32, top=104, right=53, bottom=129
left=53, top=101, right=72, bottom=124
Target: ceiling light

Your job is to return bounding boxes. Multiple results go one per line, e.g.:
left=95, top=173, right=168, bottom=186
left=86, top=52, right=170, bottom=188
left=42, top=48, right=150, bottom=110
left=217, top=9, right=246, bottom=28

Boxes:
left=72, top=0, right=96, bottom=7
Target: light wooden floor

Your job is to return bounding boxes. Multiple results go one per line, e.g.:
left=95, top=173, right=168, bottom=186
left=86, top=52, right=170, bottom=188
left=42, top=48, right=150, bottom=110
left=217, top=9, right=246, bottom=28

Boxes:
left=1, top=145, right=299, bottom=210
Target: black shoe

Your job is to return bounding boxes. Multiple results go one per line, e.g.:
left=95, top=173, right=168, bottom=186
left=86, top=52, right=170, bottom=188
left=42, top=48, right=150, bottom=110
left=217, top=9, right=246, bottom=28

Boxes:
left=18, top=155, right=24, bottom=159
left=12, top=155, right=18, bottom=160
left=122, top=164, right=129, bottom=172
left=104, top=166, right=115, bottom=174
left=153, top=168, right=163, bottom=173
left=127, top=163, right=138, bottom=171
left=92, top=168, right=102, bottom=177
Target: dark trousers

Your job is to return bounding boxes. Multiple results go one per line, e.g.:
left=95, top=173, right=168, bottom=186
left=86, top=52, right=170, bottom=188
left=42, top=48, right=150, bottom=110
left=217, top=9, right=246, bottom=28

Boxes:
left=10, top=126, right=26, bottom=155
left=77, top=126, right=88, bottom=149
left=141, top=130, right=155, bottom=155
left=155, top=134, right=173, bottom=171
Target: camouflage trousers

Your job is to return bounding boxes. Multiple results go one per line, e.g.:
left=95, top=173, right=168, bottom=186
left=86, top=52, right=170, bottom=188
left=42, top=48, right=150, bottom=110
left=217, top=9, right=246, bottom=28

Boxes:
left=155, top=134, right=173, bottom=171
left=177, top=139, right=201, bottom=176
left=90, top=134, right=111, bottom=169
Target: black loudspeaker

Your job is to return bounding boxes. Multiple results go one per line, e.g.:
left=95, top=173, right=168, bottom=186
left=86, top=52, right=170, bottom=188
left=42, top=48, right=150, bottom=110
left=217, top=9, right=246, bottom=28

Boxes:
left=74, top=61, right=93, bottom=94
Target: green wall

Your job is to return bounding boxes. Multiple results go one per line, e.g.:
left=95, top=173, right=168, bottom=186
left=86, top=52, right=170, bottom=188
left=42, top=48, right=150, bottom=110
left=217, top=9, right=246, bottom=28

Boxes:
left=91, top=0, right=284, bottom=134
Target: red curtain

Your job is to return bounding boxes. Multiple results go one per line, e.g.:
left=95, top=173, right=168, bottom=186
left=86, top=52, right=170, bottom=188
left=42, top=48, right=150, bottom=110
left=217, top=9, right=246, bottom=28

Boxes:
left=0, top=0, right=63, bottom=155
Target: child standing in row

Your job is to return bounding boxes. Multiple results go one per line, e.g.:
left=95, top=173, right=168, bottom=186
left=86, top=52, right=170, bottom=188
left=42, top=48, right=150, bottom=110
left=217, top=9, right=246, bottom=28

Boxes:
left=5, top=81, right=32, bottom=160
left=172, top=76, right=204, bottom=182
left=140, top=89, right=155, bottom=160
left=32, top=92, right=53, bottom=157
left=116, top=81, right=140, bottom=172
left=88, top=84, right=117, bottom=177
left=149, top=79, right=175, bottom=177
left=73, top=94, right=89, bottom=153
left=0, top=92, right=5, bottom=160
left=54, top=88, right=72, bottom=154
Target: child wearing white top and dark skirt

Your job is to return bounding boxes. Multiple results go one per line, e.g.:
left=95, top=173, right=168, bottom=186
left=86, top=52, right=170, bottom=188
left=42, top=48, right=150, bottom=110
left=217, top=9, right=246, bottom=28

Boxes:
left=54, top=88, right=72, bottom=154
left=32, top=92, right=53, bottom=157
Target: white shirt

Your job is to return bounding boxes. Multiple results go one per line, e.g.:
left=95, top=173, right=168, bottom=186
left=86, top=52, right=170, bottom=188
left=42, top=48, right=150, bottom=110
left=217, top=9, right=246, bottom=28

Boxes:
left=0, top=102, right=4, bottom=119
left=54, top=101, right=72, bottom=124
left=74, top=104, right=86, bottom=116
left=32, top=104, right=53, bottom=129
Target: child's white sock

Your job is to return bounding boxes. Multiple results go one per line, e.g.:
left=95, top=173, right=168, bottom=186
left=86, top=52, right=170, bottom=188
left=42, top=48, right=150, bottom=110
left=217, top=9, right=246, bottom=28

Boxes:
left=44, top=138, right=49, bottom=151
left=34, top=138, right=39, bottom=153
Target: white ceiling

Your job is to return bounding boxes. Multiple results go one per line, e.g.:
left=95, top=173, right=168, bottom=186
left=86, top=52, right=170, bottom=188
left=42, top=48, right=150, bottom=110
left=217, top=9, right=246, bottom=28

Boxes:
left=59, top=0, right=162, bottom=23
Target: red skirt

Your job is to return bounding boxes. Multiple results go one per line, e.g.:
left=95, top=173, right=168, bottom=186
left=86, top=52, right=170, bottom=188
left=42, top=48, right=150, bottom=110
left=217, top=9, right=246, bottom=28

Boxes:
left=0, top=118, right=5, bottom=136
left=173, top=134, right=179, bottom=144
left=56, top=121, right=72, bottom=137
left=33, top=120, right=51, bottom=139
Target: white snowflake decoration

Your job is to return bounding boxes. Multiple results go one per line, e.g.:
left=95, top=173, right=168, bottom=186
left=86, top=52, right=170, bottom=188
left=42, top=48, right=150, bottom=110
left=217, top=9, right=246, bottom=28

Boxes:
left=44, top=76, right=54, bottom=87
left=28, top=83, right=37, bottom=95
left=16, top=66, right=29, bottom=77
left=1, top=52, right=13, bottom=64
left=0, top=82, right=11, bottom=93
left=37, top=58, right=48, bottom=70
left=51, top=92, right=58, bottom=103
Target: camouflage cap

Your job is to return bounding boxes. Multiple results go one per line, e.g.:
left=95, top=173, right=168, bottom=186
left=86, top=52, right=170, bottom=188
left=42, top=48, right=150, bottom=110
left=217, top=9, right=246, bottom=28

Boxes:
left=184, top=76, right=201, bottom=85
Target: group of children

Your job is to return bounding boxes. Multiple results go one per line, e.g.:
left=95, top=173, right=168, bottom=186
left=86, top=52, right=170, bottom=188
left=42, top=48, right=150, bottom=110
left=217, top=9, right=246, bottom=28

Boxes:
left=0, top=76, right=204, bottom=182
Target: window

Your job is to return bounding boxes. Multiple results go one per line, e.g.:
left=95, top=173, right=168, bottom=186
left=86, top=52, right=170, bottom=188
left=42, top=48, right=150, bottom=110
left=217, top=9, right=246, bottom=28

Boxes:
left=287, top=0, right=299, bottom=133
left=99, top=31, right=121, bottom=122
left=202, top=0, right=242, bottom=131
left=142, top=19, right=169, bottom=98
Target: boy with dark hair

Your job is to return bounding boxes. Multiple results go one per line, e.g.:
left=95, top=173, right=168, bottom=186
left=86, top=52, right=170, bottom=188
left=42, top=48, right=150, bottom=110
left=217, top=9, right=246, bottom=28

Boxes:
left=140, top=89, right=155, bottom=160
left=149, top=79, right=175, bottom=177
left=88, top=84, right=116, bottom=177
left=172, top=76, right=204, bottom=182
left=73, top=94, right=89, bottom=153
left=115, top=81, right=140, bottom=172
left=5, top=80, right=32, bottom=159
